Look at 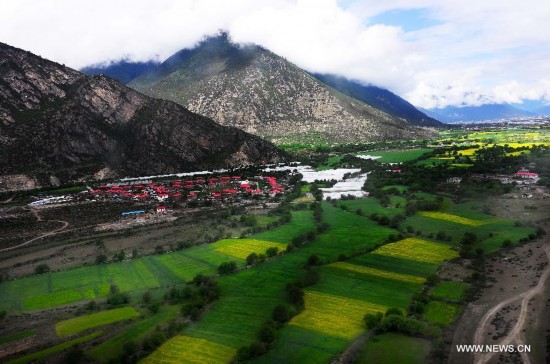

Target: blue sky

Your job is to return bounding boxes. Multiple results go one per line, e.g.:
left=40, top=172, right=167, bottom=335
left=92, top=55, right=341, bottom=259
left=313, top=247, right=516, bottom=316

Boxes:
left=0, top=0, right=549, bottom=109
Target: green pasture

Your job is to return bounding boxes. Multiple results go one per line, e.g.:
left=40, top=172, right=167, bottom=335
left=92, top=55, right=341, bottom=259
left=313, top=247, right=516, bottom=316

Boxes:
left=316, top=155, right=344, bottom=171
left=431, top=281, right=468, bottom=301
left=423, top=301, right=461, bottom=326
left=358, top=148, right=433, bottom=163
left=146, top=205, right=394, bottom=362
left=7, top=331, right=101, bottom=364
left=338, top=196, right=405, bottom=217
left=89, top=305, right=179, bottom=362
left=356, top=332, right=431, bottom=364
left=0, top=331, right=34, bottom=345
left=259, top=237, right=454, bottom=363
left=56, top=307, right=140, bottom=338
left=0, top=211, right=313, bottom=312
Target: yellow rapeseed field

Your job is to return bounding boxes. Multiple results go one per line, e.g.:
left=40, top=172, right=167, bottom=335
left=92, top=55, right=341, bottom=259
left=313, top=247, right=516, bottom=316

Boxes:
left=214, top=239, right=287, bottom=260
left=372, top=238, right=458, bottom=264
left=330, top=262, right=425, bottom=284
left=142, top=336, right=236, bottom=364
left=418, top=211, right=485, bottom=226
left=289, top=291, right=387, bottom=339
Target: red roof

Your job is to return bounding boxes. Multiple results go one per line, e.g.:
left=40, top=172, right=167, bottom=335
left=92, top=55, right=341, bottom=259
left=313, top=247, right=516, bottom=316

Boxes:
left=223, top=189, right=238, bottom=194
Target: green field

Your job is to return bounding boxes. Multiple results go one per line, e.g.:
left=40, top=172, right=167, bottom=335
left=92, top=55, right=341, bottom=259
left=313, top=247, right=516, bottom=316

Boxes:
left=431, top=281, right=468, bottom=301
left=89, top=305, right=179, bottom=362
left=7, top=331, right=102, bottom=364
left=56, top=307, right=140, bottom=338
left=338, top=196, right=405, bottom=217
left=0, top=212, right=314, bottom=312
left=356, top=332, right=431, bottom=364
left=423, top=301, right=461, bottom=326
left=358, top=148, right=433, bottom=163
left=0, top=331, right=34, bottom=345
left=146, top=204, right=395, bottom=363
left=142, top=335, right=236, bottom=364
left=259, top=237, right=455, bottom=363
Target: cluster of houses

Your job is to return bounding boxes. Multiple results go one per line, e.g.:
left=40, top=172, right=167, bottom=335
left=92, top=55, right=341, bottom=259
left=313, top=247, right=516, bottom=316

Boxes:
left=88, top=175, right=287, bottom=205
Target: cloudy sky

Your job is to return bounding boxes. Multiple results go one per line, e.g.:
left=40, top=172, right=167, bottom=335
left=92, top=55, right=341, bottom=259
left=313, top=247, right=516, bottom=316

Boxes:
left=1, top=0, right=549, bottom=109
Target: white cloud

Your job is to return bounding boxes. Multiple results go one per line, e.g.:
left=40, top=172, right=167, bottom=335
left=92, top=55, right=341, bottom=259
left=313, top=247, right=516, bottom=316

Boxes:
left=0, top=0, right=549, bottom=108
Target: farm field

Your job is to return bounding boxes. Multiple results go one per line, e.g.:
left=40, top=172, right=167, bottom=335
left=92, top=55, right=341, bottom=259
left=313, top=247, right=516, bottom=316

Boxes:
left=56, top=306, right=140, bottom=338
left=358, top=148, right=433, bottom=163
left=88, top=305, right=179, bottom=362
left=259, top=237, right=456, bottom=363
left=146, top=204, right=395, bottom=362
left=356, top=332, right=431, bottom=364
left=405, top=203, right=535, bottom=252
left=423, top=301, right=461, bottom=326
left=338, top=196, right=405, bottom=217
left=7, top=331, right=102, bottom=364
left=0, top=212, right=312, bottom=313
left=431, top=281, right=468, bottom=301
left=142, top=335, right=236, bottom=364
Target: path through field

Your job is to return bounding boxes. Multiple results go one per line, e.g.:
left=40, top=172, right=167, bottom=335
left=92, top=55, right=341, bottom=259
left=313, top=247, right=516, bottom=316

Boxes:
left=474, top=243, right=550, bottom=364
left=0, top=208, right=69, bottom=253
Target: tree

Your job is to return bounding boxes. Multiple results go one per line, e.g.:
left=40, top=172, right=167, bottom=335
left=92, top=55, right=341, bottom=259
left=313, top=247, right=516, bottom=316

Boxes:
left=34, top=264, right=50, bottom=275
left=272, top=304, right=290, bottom=323
left=306, top=254, right=320, bottom=266
left=364, top=312, right=383, bottom=330
left=95, top=254, right=107, bottom=264
left=246, top=252, right=259, bottom=266
left=385, top=307, right=403, bottom=317
left=218, top=261, right=237, bottom=274
left=266, top=247, right=278, bottom=258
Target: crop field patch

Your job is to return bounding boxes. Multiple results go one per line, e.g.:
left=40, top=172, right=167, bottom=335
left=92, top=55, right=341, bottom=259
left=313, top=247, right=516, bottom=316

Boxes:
left=431, top=281, right=468, bottom=301
left=142, top=335, right=236, bottom=364
left=423, top=301, right=461, bottom=326
left=56, top=307, right=140, bottom=338
left=418, top=211, right=486, bottom=226
left=330, top=262, right=425, bottom=284
left=289, top=291, right=388, bottom=339
left=372, top=238, right=458, bottom=264
left=357, top=332, right=431, bottom=364
left=214, top=239, right=287, bottom=259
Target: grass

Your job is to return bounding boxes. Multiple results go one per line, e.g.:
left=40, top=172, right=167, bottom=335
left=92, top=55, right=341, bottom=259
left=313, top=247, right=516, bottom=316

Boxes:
left=356, top=332, right=431, bottom=364
left=431, top=281, right=468, bottom=301
left=372, top=238, right=459, bottom=264
left=259, top=237, right=444, bottom=363
left=88, top=305, right=179, bottom=362
left=358, top=148, right=433, bottom=163
left=423, top=301, right=461, bottom=326
left=56, top=306, right=140, bottom=338
left=316, top=155, right=344, bottom=171
left=0, top=212, right=314, bottom=313
left=418, top=211, right=486, bottom=227
left=338, top=197, right=405, bottom=217
left=214, top=239, right=287, bottom=260
left=7, top=331, right=102, bottom=364
left=142, top=336, right=236, bottom=364
left=0, top=331, right=34, bottom=345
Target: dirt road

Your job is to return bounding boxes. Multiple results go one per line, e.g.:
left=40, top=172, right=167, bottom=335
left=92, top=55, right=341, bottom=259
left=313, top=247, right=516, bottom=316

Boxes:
left=473, top=244, right=550, bottom=364
left=0, top=208, right=69, bottom=253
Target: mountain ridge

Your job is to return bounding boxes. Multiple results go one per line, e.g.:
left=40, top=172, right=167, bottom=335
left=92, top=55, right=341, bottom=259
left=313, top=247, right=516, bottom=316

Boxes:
left=422, top=103, right=537, bottom=123
left=0, top=42, right=284, bottom=191
left=120, top=34, right=436, bottom=143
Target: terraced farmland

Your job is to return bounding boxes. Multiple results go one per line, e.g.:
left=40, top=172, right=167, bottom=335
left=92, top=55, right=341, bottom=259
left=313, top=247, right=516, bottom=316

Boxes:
left=258, top=237, right=456, bottom=363
left=142, top=336, right=236, bottom=364
left=56, top=307, right=140, bottom=338
left=0, top=213, right=313, bottom=312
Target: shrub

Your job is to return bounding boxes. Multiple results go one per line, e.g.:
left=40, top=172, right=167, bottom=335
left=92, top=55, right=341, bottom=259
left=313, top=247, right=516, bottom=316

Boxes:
left=34, top=264, right=50, bottom=275
left=272, top=304, right=290, bottom=323
left=266, top=247, right=278, bottom=258
left=246, top=253, right=258, bottom=266
left=218, top=261, right=237, bottom=274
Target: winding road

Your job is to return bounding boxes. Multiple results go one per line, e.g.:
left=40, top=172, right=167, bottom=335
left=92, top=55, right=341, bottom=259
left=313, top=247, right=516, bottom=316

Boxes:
left=473, top=243, right=550, bottom=364
left=0, top=208, right=69, bottom=253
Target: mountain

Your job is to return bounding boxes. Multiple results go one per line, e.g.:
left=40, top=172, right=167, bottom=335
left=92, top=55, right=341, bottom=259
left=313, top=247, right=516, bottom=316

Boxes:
left=124, top=33, right=433, bottom=143
left=311, top=73, right=442, bottom=127
left=536, top=105, right=550, bottom=116
left=0, top=42, right=284, bottom=192
left=422, top=103, right=537, bottom=123
left=81, top=60, right=159, bottom=85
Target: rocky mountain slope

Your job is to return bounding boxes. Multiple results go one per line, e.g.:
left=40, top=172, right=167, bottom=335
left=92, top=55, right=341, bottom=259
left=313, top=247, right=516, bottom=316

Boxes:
left=0, top=42, right=284, bottom=191
left=127, top=33, right=434, bottom=143
left=311, top=73, right=442, bottom=127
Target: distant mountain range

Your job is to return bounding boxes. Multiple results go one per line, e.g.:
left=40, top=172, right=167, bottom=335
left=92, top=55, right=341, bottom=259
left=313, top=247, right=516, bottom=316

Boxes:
left=84, top=33, right=437, bottom=143
left=82, top=60, right=159, bottom=85
left=0, top=42, right=283, bottom=191
left=422, top=103, right=540, bottom=123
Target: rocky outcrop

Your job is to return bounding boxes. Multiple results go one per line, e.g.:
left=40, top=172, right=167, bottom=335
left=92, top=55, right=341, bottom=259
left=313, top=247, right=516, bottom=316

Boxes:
left=129, top=33, right=434, bottom=143
left=0, top=42, right=285, bottom=190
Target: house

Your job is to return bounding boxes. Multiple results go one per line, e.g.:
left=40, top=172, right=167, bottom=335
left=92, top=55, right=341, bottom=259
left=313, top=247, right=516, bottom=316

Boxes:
left=156, top=205, right=166, bottom=213
left=514, top=170, right=539, bottom=179
left=447, top=177, right=462, bottom=184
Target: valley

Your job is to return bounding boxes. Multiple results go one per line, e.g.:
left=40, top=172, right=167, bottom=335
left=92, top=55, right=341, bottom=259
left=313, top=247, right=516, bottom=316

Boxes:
left=1, top=125, right=548, bottom=363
